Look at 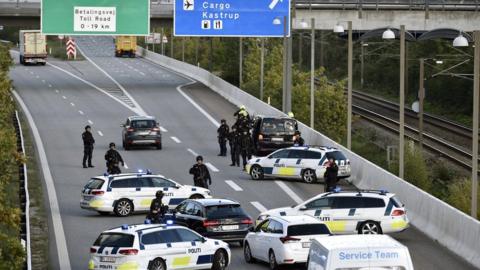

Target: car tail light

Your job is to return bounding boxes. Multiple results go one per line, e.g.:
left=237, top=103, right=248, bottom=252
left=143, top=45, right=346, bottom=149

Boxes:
left=119, top=249, right=138, bottom=255
left=391, top=209, right=405, bottom=216
left=151, top=127, right=160, bottom=132
left=91, top=190, right=104, bottom=196
left=127, top=128, right=134, bottom=132
left=203, top=220, right=220, bottom=227
left=279, top=236, right=301, bottom=243
left=241, top=218, right=253, bottom=225
left=90, top=247, right=97, bottom=254
left=258, top=134, right=263, bottom=140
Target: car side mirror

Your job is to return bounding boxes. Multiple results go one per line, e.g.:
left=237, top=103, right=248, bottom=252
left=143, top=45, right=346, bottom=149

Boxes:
left=299, top=205, right=308, bottom=211
left=249, top=227, right=255, bottom=232
left=201, top=237, right=207, bottom=243
left=267, top=155, right=273, bottom=159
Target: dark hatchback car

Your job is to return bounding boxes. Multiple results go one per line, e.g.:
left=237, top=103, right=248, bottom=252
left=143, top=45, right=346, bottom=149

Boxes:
left=174, top=199, right=253, bottom=246
left=121, top=116, right=162, bottom=150
left=251, top=116, right=298, bottom=156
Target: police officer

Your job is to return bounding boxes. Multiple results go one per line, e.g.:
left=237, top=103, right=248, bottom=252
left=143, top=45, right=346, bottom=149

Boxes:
left=82, top=125, right=95, bottom=168
left=217, top=119, right=229, bottom=156
left=239, top=131, right=253, bottom=170
left=189, top=156, right=212, bottom=189
left=104, top=142, right=124, bottom=174
left=234, top=105, right=250, bottom=121
left=148, top=190, right=168, bottom=223
left=293, top=131, right=305, bottom=146
left=228, top=125, right=241, bottom=167
left=324, top=157, right=339, bottom=192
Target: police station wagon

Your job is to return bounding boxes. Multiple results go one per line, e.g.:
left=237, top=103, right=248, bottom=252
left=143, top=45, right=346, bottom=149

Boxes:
left=80, top=171, right=212, bottom=216
left=257, top=189, right=409, bottom=235
left=89, top=223, right=231, bottom=270
left=246, top=146, right=351, bottom=183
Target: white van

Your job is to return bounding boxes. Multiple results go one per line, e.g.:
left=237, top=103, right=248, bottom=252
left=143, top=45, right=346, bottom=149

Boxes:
left=307, top=235, right=414, bottom=270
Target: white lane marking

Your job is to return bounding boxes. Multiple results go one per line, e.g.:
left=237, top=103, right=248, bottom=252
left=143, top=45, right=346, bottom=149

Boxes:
left=187, top=148, right=198, bottom=156
left=275, top=181, right=304, bottom=204
left=41, top=79, right=45, bottom=83
left=225, top=180, right=243, bottom=191
left=251, top=201, right=268, bottom=213
left=13, top=91, right=72, bottom=270
left=74, top=45, right=148, bottom=116
left=170, top=136, right=181, bottom=143
left=97, top=131, right=104, bottom=136
left=70, top=102, right=75, bottom=107
left=62, top=96, right=67, bottom=99
left=124, top=162, right=129, bottom=169
left=48, top=84, right=52, bottom=88
left=177, top=82, right=220, bottom=127
left=29, top=71, right=34, bottom=75
left=55, top=89, right=59, bottom=93
left=206, top=162, right=219, bottom=172
left=88, top=119, right=94, bottom=125
left=47, top=62, right=140, bottom=115
left=139, top=71, right=146, bottom=76
left=160, top=126, right=167, bottom=132
left=78, top=110, right=84, bottom=115
left=35, top=75, right=39, bottom=79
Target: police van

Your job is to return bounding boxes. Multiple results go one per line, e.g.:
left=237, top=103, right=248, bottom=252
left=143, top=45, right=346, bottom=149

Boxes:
left=307, top=235, right=414, bottom=270
left=89, top=223, right=231, bottom=270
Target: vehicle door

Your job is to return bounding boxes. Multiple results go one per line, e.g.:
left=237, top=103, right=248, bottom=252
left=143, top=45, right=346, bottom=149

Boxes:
left=328, top=196, right=366, bottom=234
left=250, top=219, right=270, bottom=261
left=142, top=228, right=191, bottom=269
left=174, top=202, right=189, bottom=227
left=267, top=149, right=291, bottom=177
left=151, top=177, right=182, bottom=207
left=282, top=150, right=308, bottom=178
left=176, top=228, right=214, bottom=268
left=357, top=197, right=386, bottom=228
left=303, top=150, right=324, bottom=177
left=297, top=197, right=338, bottom=229
left=132, top=177, right=156, bottom=211
left=262, top=220, right=284, bottom=258
left=109, top=178, right=137, bottom=202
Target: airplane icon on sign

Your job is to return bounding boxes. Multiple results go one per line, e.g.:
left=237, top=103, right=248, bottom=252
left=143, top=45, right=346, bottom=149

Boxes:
left=183, top=0, right=194, bottom=10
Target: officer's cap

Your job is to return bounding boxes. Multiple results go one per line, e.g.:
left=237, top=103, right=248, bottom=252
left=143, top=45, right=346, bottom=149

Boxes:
left=85, top=125, right=91, bottom=130
left=196, top=155, right=203, bottom=161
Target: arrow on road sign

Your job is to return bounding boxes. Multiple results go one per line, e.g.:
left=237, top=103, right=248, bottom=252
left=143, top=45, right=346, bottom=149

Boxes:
left=269, top=0, right=283, bottom=10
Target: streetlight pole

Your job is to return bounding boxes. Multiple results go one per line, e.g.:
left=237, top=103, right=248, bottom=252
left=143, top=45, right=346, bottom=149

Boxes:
left=282, top=15, right=287, bottom=112
left=472, top=30, right=480, bottom=219
left=418, top=58, right=425, bottom=151
left=182, top=37, right=185, bottom=62
left=310, top=18, right=315, bottom=128
left=360, top=41, right=365, bottom=89
left=286, top=22, right=293, bottom=113
left=239, top=37, right=243, bottom=88
left=399, top=25, right=406, bottom=179
left=260, top=38, right=265, bottom=101
left=170, top=29, right=174, bottom=58
left=347, top=21, right=353, bottom=149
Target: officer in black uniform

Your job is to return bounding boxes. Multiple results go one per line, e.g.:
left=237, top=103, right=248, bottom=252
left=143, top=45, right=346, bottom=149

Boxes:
left=239, top=131, right=253, bottom=169
left=189, top=156, right=212, bottom=189
left=148, top=190, right=168, bottom=223
left=217, top=119, right=229, bottom=156
left=228, top=125, right=241, bottom=167
left=104, top=142, right=124, bottom=174
left=82, top=125, right=95, bottom=168
left=293, top=131, right=305, bottom=146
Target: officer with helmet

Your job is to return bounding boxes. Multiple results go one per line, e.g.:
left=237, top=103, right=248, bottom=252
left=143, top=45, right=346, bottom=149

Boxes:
left=148, top=190, right=168, bottom=223
left=189, top=156, right=212, bottom=188
left=104, top=142, right=124, bottom=174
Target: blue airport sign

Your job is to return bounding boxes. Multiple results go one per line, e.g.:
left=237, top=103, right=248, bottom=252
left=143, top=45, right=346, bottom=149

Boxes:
left=174, top=0, right=291, bottom=37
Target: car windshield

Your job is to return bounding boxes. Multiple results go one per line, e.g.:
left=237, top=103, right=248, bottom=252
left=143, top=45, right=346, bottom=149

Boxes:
left=131, top=120, right=156, bottom=129
left=325, top=151, right=347, bottom=161
left=206, top=204, right=247, bottom=219
left=287, top=224, right=330, bottom=236
left=84, top=178, right=104, bottom=190
left=261, top=118, right=296, bottom=135
left=94, top=233, right=134, bottom=247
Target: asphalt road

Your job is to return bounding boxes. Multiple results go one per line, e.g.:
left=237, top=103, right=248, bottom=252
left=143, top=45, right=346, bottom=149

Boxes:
left=9, top=36, right=477, bottom=270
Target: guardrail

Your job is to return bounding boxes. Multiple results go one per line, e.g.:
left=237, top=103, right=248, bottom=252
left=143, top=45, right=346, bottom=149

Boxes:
left=138, top=46, right=480, bottom=268
left=297, top=0, right=480, bottom=11
left=13, top=110, right=31, bottom=270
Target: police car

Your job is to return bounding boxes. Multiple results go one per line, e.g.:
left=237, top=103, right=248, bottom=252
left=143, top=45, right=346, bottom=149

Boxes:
left=257, top=189, right=409, bottom=235
left=244, top=215, right=330, bottom=269
left=246, top=146, right=351, bottom=183
left=89, top=223, right=231, bottom=270
left=80, top=171, right=212, bottom=217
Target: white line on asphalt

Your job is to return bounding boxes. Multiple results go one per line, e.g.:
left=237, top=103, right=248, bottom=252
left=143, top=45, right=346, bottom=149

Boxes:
left=88, top=119, right=94, bottom=125
left=206, top=162, right=219, bottom=172
left=177, top=82, right=220, bottom=127
left=78, top=110, right=84, bottom=115
left=55, top=89, right=59, bottom=93
left=13, top=91, right=72, bottom=270
left=41, top=79, right=45, bottom=83
left=98, top=131, right=104, bottom=136
left=275, top=181, right=304, bottom=204
left=62, top=96, right=67, bottom=99
left=225, top=180, right=243, bottom=191
left=124, top=162, right=129, bottom=169
left=170, top=136, right=181, bottom=143
left=160, top=126, right=168, bottom=132
left=35, top=75, right=39, bottom=78
left=70, top=102, right=75, bottom=107
left=251, top=201, right=268, bottom=213
left=29, top=71, right=34, bottom=75
left=187, top=148, right=198, bottom=156
left=48, top=84, right=52, bottom=88
left=139, top=71, right=146, bottom=76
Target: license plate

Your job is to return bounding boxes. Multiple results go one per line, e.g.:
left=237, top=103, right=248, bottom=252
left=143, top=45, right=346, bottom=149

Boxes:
left=222, top=225, right=239, bottom=231
left=138, top=132, right=149, bottom=136
left=100, top=256, right=116, bottom=263
left=272, top=137, right=284, bottom=142
left=83, top=196, right=92, bottom=201
left=302, top=242, right=311, bottom=248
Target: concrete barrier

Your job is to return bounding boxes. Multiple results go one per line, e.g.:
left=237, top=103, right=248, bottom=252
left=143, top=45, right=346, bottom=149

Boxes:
left=138, top=46, right=480, bottom=268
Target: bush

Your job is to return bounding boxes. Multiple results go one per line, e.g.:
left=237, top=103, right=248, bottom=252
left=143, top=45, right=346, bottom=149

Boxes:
left=389, top=142, right=431, bottom=192
left=446, top=179, right=480, bottom=218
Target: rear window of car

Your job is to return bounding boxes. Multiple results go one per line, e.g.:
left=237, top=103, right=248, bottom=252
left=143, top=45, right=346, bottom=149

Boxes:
left=94, top=233, right=134, bottom=247
left=85, top=178, right=104, bottom=190
left=260, top=118, right=296, bottom=135
left=110, top=178, right=136, bottom=188
left=131, top=120, right=156, bottom=129
left=391, top=196, right=404, bottom=208
left=287, top=224, right=330, bottom=236
left=206, top=204, right=247, bottom=219
left=325, top=151, right=347, bottom=161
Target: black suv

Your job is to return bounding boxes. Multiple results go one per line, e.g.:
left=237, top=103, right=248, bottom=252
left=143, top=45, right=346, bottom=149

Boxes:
left=251, top=116, right=298, bottom=156
left=122, top=116, right=162, bottom=150
left=174, top=199, right=253, bottom=246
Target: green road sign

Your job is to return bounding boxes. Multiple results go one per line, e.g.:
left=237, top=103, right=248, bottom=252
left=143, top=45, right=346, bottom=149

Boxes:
left=41, top=0, right=150, bottom=35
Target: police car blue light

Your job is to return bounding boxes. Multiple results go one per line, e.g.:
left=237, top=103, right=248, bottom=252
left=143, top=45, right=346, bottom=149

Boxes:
left=166, top=220, right=174, bottom=225
left=121, top=224, right=129, bottom=230
left=144, top=219, right=152, bottom=224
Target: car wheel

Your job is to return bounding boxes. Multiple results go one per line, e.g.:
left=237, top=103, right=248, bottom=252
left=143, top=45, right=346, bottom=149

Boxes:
left=148, top=258, right=166, bottom=270
left=359, top=221, right=382, bottom=235
left=250, top=165, right=264, bottom=180
left=124, top=141, right=130, bottom=150
left=211, top=249, right=228, bottom=270
left=97, top=211, right=109, bottom=216
left=268, top=250, right=279, bottom=270
left=156, top=143, right=162, bottom=150
left=302, top=169, right=317, bottom=184
left=189, top=194, right=204, bottom=199
left=114, top=199, right=133, bottom=217
left=238, top=240, right=244, bottom=247
left=244, top=242, right=255, bottom=263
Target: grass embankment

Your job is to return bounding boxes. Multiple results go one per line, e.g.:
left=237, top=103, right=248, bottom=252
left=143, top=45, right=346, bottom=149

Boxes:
left=47, top=36, right=85, bottom=61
